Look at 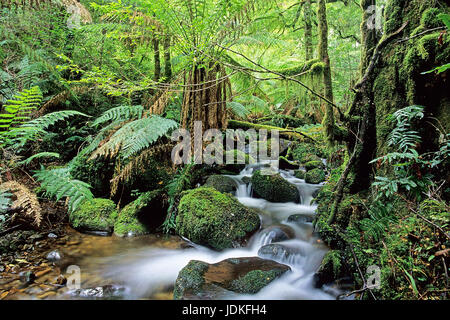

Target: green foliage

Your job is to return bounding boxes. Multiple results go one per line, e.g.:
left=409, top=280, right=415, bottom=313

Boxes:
left=163, top=163, right=195, bottom=233
left=91, top=105, right=144, bottom=127
left=34, top=166, right=94, bottom=213
left=69, top=198, right=118, bottom=232
left=90, top=115, right=178, bottom=160
left=0, top=190, right=12, bottom=215
left=371, top=106, right=432, bottom=199
left=360, top=201, right=397, bottom=242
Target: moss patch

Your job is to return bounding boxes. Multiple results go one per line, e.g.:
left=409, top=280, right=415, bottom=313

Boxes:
left=69, top=198, right=118, bottom=233
left=251, top=170, right=299, bottom=203
left=305, top=168, right=326, bottom=184
left=204, top=175, right=237, bottom=194
left=175, top=187, right=260, bottom=250
left=114, top=190, right=162, bottom=237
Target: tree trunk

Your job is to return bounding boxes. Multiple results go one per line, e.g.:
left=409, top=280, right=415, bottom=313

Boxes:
left=304, top=0, right=313, bottom=61
left=163, top=36, right=172, bottom=81
left=360, top=0, right=379, bottom=76
left=181, top=63, right=229, bottom=134
left=317, top=0, right=335, bottom=143
left=153, top=37, right=161, bottom=82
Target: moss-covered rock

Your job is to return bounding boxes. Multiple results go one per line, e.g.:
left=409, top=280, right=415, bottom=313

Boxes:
left=204, top=175, right=237, bottom=194
left=173, top=257, right=290, bottom=299
left=305, top=168, right=326, bottom=184
left=251, top=170, right=299, bottom=203
left=294, top=170, right=306, bottom=180
left=304, top=160, right=323, bottom=171
left=69, top=198, right=118, bottom=233
left=314, top=250, right=345, bottom=288
left=175, top=187, right=260, bottom=250
left=114, top=190, right=162, bottom=237
left=291, top=143, right=325, bottom=163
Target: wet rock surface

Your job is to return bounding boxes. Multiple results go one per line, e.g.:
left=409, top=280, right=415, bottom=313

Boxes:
left=173, top=257, right=291, bottom=300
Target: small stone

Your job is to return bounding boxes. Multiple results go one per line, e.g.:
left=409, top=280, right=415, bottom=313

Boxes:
left=19, top=271, right=36, bottom=284
left=54, top=275, right=67, bottom=286
left=46, top=250, right=62, bottom=262
left=48, top=233, right=58, bottom=239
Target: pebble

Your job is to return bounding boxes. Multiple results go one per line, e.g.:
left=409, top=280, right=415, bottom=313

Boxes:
left=46, top=250, right=62, bottom=262
left=48, top=233, right=58, bottom=239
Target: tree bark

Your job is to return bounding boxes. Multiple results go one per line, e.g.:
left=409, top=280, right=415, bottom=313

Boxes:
left=317, top=0, right=335, bottom=143
left=163, top=36, right=172, bottom=81
left=153, top=37, right=161, bottom=82
left=304, top=0, right=313, bottom=61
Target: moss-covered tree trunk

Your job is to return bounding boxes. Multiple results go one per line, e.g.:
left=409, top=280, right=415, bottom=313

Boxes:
left=317, top=0, right=335, bottom=143
left=153, top=37, right=161, bottom=82
left=163, top=36, right=172, bottom=81
left=304, top=0, right=313, bottom=61
left=360, top=0, right=380, bottom=76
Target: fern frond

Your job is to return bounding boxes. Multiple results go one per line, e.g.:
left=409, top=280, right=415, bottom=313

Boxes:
left=0, top=86, right=42, bottom=130
left=92, top=105, right=144, bottom=127
left=90, top=115, right=178, bottom=160
left=24, top=110, right=90, bottom=130
left=34, top=167, right=94, bottom=213
left=0, top=181, right=42, bottom=227
left=19, top=152, right=60, bottom=166
left=0, top=190, right=12, bottom=214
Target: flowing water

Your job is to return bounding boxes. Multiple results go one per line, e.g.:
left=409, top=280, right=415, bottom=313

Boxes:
left=58, top=162, right=337, bottom=300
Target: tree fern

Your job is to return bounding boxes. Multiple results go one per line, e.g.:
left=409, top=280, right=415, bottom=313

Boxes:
left=34, top=167, right=94, bottom=213
left=0, top=190, right=12, bottom=214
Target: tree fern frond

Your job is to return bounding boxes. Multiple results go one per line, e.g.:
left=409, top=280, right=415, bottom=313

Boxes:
left=24, top=110, right=90, bottom=130
left=0, top=181, right=42, bottom=227
left=92, top=105, right=144, bottom=127
left=90, top=115, right=178, bottom=160
left=34, top=167, right=93, bottom=213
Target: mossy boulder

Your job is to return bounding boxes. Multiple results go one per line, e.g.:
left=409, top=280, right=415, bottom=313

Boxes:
left=294, top=170, right=306, bottom=179
left=304, top=160, right=324, bottom=171
left=204, top=175, right=237, bottom=194
left=114, top=190, right=162, bottom=237
left=291, top=143, right=325, bottom=163
left=175, top=187, right=260, bottom=251
left=314, top=250, right=345, bottom=288
left=305, top=168, right=326, bottom=184
left=69, top=198, right=118, bottom=233
left=173, top=257, right=290, bottom=299
left=251, top=170, right=299, bottom=203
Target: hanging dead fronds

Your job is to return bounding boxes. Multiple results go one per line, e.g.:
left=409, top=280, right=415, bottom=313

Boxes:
left=0, top=181, right=42, bottom=227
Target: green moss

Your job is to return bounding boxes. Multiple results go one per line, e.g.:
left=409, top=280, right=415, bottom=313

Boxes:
left=420, top=7, right=445, bottom=29
left=277, top=58, right=320, bottom=77
left=251, top=170, right=299, bottom=203
left=291, top=143, right=325, bottom=163
left=173, top=260, right=209, bottom=300
left=114, top=190, right=162, bottom=237
left=175, top=187, right=260, bottom=251
left=294, top=170, right=306, bottom=180
left=305, top=168, right=326, bottom=184
left=204, top=175, right=237, bottom=194
left=304, top=160, right=323, bottom=171
left=229, top=269, right=286, bottom=294
left=69, top=198, right=118, bottom=232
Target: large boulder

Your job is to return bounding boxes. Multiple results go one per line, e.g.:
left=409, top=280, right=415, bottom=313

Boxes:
left=175, top=187, right=260, bottom=251
left=305, top=168, right=326, bottom=184
left=69, top=198, right=118, bottom=233
left=114, top=190, right=163, bottom=237
left=173, top=257, right=291, bottom=299
left=204, top=175, right=237, bottom=194
left=251, top=170, right=299, bottom=203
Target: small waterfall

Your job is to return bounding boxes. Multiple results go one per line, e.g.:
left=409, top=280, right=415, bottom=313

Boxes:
left=70, top=161, right=334, bottom=300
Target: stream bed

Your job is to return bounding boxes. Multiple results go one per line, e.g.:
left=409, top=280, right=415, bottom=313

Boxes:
left=1, top=162, right=339, bottom=300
